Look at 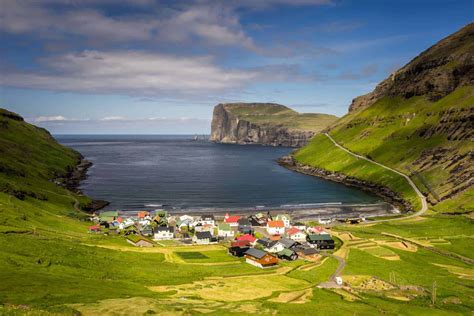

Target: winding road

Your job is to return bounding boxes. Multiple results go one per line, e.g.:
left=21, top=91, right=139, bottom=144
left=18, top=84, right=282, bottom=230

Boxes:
left=324, top=133, right=428, bottom=222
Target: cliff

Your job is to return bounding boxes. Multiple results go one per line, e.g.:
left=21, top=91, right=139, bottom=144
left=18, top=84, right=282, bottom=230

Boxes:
left=210, top=103, right=337, bottom=147
left=350, top=23, right=474, bottom=112
left=292, top=24, right=474, bottom=213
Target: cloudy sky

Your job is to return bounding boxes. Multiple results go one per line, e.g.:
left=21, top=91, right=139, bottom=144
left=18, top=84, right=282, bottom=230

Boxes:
left=1, top=0, right=472, bottom=134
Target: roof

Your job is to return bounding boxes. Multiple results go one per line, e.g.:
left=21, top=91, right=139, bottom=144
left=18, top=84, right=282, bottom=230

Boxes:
left=224, top=215, right=241, bottom=223
left=126, top=234, right=153, bottom=244
left=277, top=248, right=296, bottom=257
left=237, top=218, right=251, bottom=226
left=256, top=238, right=272, bottom=247
left=195, top=231, right=212, bottom=239
left=278, top=237, right=296, bottom=248
left=267, top=220, right=285, bottom=228
left=236, top=234, right=256, bottom=243
left=269, top=235, right=281, bottom=241
left=231, top=240, right=250, bottom=247
left=245, top=248, right=267, bottom=259
left=200, top=214, right=215, bottom=221
left=137, top=211, right=149, bottom=218
left=88, top=225, right=100, bottom=230
left=303, top=248, right=318, bottom=255
left=307, top=234, right=333, bottom=241
left=155, top=226, right=173, bottom=233
left=287, top=227, right=302, bottom=236
left=218, top=223, right=231, bottom=230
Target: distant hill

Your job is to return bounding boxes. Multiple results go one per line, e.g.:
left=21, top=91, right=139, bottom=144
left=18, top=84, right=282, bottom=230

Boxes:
left=210, top=103, right=337, bottom=147
left=291, top=24, right=474, bottom=213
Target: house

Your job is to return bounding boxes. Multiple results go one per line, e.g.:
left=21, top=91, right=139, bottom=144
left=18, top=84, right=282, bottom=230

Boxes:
left=153, top=226, right=174, bottom=240
left=292, top=222, right=306, bottom=231
left=275, top=214, right=291, bottom=228
left=278, top=237, right=297, bottom=249
left=318, top=218, right=333, bottom=225
left=237, top=217, right=253, bottom=234
left=196, top=214, right=215, bottom=227
left=140, top=224, right=154, bottom=237
left=177, top=218, right=193, bottom=231
left=218, top=223, right=235, bottom=238
left=255, top=238, right=273, bottom=249
left=179, top=214, right=194, bottom=222
left=224, top=213, right=241, bottom=227
left=138, top=211, right=150, bottom=219
left=231, top=240, right=251, bottom=248
left=307, top=226, right=325, bottom=234
left=126, top=234, right=154, bottom=247
left=244, top=248, right=278, bottom=268
left=228, top=246, right=250, bottom=257
left=287, top=227, right=306, bottom=243
left=88, top=225, right=101, bottom=233
left=277, top=248, right=298, bottom=261
left=307, top=234, right=335, bottom=249
left=236, top=234, right=256, bottom=245
left=194, top=223, right=214, bottom=233
left=265, top=240, right=284, bottom=253
left=193, top=231, right=213, bottom=244
left=266, top=220, right=285, bottom=235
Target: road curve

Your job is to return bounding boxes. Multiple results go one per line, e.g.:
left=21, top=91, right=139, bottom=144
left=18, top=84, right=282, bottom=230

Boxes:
left=324, top=133, right=428, bottom=222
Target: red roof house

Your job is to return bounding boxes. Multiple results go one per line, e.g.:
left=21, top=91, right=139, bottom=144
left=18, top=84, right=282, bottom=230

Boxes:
left=236, top=234, right=256, bottom=243
left=224, top=213, right=241, bottom=226
left=287, top=227, right=301, bottom=236
left=88, top=225, right=101, bottom=233
left=231, top=240, right=251, bottom=247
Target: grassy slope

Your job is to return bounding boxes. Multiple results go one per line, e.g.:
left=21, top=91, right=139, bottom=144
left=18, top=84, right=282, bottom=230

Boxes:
left=295, top=86, right=474, bottom=213
left=225, top=103, right=338, bottom=132
left=1, top=108, right=472, bottom=315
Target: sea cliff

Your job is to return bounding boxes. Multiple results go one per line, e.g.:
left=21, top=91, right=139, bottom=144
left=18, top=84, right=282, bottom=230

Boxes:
left=210, top=103, right=337, bottom=147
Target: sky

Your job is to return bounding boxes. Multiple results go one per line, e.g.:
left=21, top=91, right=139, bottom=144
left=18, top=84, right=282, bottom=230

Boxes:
left=0, top=0, right=473, bottom=134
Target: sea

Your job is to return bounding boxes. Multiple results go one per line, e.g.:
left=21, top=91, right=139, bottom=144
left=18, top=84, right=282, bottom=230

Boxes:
left=56, top=135, right=381, bottom=212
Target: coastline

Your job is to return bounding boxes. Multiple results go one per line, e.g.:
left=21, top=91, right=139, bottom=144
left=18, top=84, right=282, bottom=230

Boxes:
left=277, top=155, right=413, bottom=213
left=59, top=156, right=110, bottom=213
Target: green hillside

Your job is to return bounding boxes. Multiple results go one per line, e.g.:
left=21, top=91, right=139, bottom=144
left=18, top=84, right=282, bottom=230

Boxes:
left=295, top=86, right=473, bottom=212
left=224, top=103, right=338, bottom=132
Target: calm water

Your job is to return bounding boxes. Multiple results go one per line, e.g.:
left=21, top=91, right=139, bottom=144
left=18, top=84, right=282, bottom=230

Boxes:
left=56, top=135, right=380, bottom=210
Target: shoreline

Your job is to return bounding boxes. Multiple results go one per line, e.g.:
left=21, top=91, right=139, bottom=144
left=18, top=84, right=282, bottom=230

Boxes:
left=59, top=156, right=110, bottom=213
left=277, top=155, right=413, bottom=213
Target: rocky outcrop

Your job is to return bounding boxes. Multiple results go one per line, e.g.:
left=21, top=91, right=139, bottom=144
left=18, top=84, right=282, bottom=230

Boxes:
left=278, top=155, right=413, bottom=212
left=349, top=23, right=474, bottom=112
left=210, top=103, right=320, bottom=147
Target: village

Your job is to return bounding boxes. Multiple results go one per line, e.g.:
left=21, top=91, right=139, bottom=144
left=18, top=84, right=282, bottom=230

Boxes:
left=88, top=210, right=340, bottom=271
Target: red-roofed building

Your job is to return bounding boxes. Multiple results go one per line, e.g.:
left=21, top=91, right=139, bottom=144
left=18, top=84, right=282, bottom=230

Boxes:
left=231, top=240, right=250, bottom=248
left=88, top=225, right=101, bottom=233
left=307, top=226, right=324, bottom=234
left=138, top=211, right=150, bottom=219
left=117, top=217, right=123, bottom=223
left=287, top=227, right=306, bottom=242
left=236, top=234, right=257, bottom=244
left=266, top=220, right=285, bottom=235
left=224, top=213, right=241, bottom=227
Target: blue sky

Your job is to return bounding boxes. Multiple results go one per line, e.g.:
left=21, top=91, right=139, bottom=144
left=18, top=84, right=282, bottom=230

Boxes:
left=1, top=0, right=472, bottom=134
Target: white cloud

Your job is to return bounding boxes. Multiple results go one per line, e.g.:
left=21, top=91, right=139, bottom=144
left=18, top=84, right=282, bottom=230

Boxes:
left=31, top=115, right=67, bottom=122
left=2, top=50, right=259, bottom=96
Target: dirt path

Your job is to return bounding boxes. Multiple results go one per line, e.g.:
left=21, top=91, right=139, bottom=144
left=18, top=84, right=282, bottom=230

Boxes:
left=324, top=133, right=428, bottom=221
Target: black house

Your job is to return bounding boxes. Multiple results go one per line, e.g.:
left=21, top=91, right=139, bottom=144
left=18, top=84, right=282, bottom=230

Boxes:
left=306, top=234, right=335, bottom=249
left=237, top=217, right=254, bottom=235
left=228, top=246, right=250, bottom=257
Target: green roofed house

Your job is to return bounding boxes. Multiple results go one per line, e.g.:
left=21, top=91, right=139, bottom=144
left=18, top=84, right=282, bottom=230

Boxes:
left=218, top=223, right=234, bottom=238
left=277, top=248, right=298, bottom=261
left=306, top=234, right=335, bottom=250
left=126, top=234, right=154, bottom=247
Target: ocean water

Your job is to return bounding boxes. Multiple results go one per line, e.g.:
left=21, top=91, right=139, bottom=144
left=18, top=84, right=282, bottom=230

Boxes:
left=56, top=135, right=380, bottom=211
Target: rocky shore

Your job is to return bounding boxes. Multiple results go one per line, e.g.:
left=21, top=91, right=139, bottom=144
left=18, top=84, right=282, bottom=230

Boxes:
left=278, top=155, right=414, bottom=212
left=55, top=156, right=109, bottom=213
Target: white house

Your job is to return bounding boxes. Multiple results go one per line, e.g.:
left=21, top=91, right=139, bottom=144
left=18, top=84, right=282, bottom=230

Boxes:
left=193, top=231, right=212, bottom=244
left=275, top=214, right=291, bottom=228
left=265, top=241, right=285, bottom=253
left=266, top=220, right=285, bottom=235
left=153, top=227, right=174, bottom=240
left=224, top=213, right=240, bottom=227
left=218, top=223, right=234, bottom=238
left=194, top=214, right=215, bottom=227
left=287, top=227, right=307, bottom=243
left=318, top=218, right=333, bottom=225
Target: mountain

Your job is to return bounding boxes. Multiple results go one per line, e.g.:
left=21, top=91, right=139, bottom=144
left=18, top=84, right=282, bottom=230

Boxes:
left=210, top=103, right=337, bottom=147
left=286, top=24, right=474, bottom=213
left=350, top=23, right=474, bottom=112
